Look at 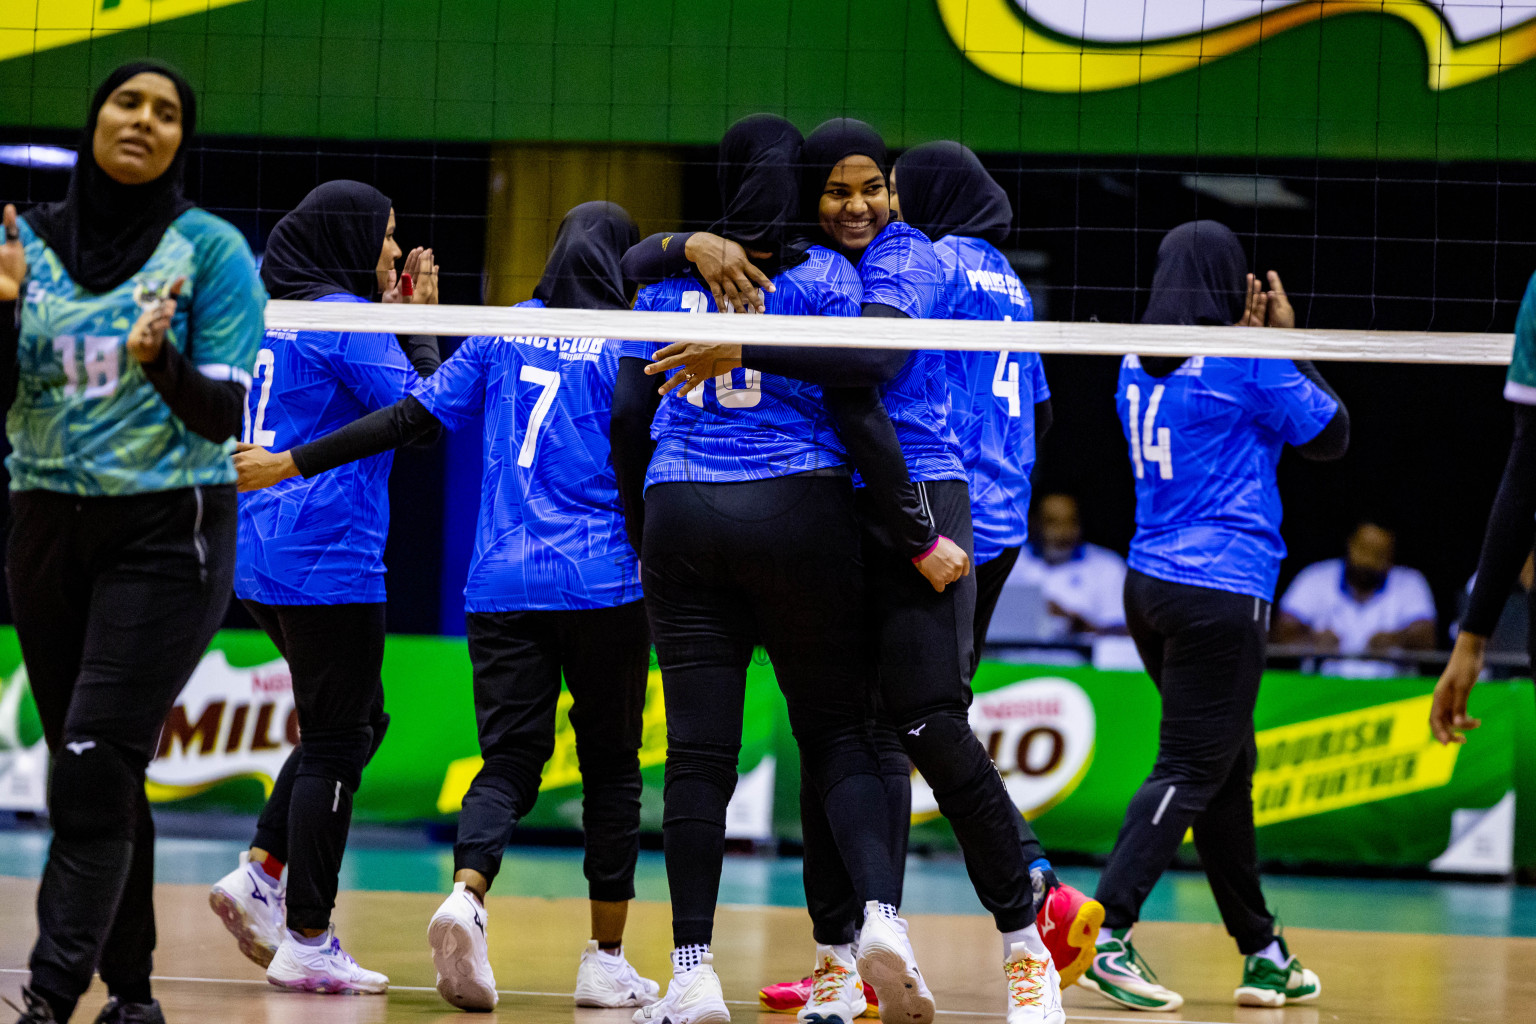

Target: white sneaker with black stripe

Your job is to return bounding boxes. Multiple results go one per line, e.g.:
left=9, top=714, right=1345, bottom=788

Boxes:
left=428, top=882, right=498, bottom=1011
left=208, top=852, right=286, bottom=968
left=575, top=940, right=662, bottom=1008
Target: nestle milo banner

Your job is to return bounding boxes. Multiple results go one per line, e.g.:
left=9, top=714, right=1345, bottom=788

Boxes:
left=0, top=628, right=1532, bottom=872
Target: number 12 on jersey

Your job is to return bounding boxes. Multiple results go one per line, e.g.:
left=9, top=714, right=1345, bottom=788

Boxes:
left=1127, top=383, right=1174, bottom=480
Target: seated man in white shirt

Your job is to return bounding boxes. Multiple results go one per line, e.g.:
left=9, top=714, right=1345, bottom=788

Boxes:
left=1000, top=492, right=1128, bottom=642
left=1275, top=522, right=1437, bottom=678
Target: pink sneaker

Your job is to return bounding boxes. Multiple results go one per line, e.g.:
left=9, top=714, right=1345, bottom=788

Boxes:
left=1036, top=883, right=1104, bottom=988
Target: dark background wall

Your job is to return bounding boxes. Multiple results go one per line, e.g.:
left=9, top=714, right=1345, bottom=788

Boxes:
left=0, top=140, right=1524, bottom=639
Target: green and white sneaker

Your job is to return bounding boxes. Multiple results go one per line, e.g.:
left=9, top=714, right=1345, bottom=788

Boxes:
left=1079, top=930, right=1183, bottom=1012
left=1235, top=938, right=1320, bottom=1007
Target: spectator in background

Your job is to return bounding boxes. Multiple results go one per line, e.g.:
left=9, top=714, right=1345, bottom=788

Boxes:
left=1275, top=522, right=1437, bottom=678
left=997, top=493, right=1128, bottom=643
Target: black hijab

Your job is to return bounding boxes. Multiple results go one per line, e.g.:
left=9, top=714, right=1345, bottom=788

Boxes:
left=892, top=141, right=1011, bottom=245
left=1141, top=220, right=1248, bottom=327
left=711, top=114, right=809, bottom=277
left=25, top=60, right=197, bottom=295
left=533, top=201, right=638, bottom=310
left=260, top=181, right=392, bottom=302
left=799, top=117, right=888, bottom=240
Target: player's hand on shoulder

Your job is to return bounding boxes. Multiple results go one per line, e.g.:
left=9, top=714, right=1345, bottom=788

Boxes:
left=915, top=535, right=970, bottom=593
left=647, top=342, right=743, bottom=397
left=127, top=277, right=186, bottom=364
left=684, top=232, right=773, bottom=314
left=234, top=442, right=300, bottom=491
left=0, top=204, right=23, bottom=301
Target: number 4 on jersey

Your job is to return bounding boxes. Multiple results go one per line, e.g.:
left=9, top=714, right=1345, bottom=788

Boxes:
left=1127, top=383, right=1174, bottom=480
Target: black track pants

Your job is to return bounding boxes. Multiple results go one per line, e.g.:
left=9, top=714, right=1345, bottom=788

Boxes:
left=8, top=486, right=235, bottom=1020
left=973, top=545, right=1022, bottom=656
left=642, top=475, right=900, bottom=948
left=453, top=601, right=650, bottom=901
left=1094, top=569, right=1276, bottom=955
left=242, top=601, right=387, bottom=931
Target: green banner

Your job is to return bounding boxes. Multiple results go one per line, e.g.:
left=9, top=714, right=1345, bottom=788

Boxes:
left=3, top=2, right=1535, bottom=160
left=1, top=627, right=1531, bottom=872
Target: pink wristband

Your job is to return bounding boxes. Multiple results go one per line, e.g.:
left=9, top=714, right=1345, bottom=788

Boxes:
left=911, top=535, right=949, bottom=565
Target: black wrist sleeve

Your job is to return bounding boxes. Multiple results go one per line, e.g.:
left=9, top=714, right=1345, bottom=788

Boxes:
left=620, top=232, right=696, bottom=286
left=140, top=342, right=246, bottom=443
left=611, top=356, right=662, bottom=556
left=1034, top=398, right=1053, bottom=440
left=291, top=395, right=441, bottom=478
left=400, top=334, right=442, bottom=377
left=1292, top=360, right=1350, bottom=461
left=822, top=386, right=937, bottom=560
left=739, top=344, right=907, bottom=387
left=1464, top=403, right=1536, bottom=635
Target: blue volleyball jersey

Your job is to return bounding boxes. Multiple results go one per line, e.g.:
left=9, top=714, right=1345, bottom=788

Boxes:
left=9, top=210, right=264, bottom=496
left=859, top=220, right=965, bottom=482
left=410, top=300, right=641, bottom=612
left=235, top=294, right=416, bottom=604
left=1116, top=355, right=1339, bottom=601
left=937, top=235, right=1046, bottom=564
left=621, top=246, right=861, bottom=487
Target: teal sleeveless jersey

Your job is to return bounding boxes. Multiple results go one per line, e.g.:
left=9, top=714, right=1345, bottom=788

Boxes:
left=8, top=209, right=266, bottom=496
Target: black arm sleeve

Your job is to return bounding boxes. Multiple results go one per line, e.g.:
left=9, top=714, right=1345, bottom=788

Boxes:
left=1463, top=403, right=1536, bottom=635
left=1291, top=360, right=1350, bottom=461
left=0, top=300, right=17, bottom=416
left=399, top=334, right=442, bottom=377
left=140, top=342, right=247, bottom=443
left=1034, top=398, right=1053, bottom=441
left=290, top=395, right=441, bottom=478
left=611, top=356, right=662, bottom=556
left=823, top=387, right=938, bottom=560
left=620, top=232, right=696, bottom=286
left=736, top=302, right=913, bottom=386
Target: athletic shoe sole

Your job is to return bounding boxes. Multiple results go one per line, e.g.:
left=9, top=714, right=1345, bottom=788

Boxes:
left=265, top=973, right=386, bottom=996
left=1235, top=980, right=1321, bottom=1007
left=1054, top=898, right=1105, bottom=989
left=857, top=948, right=934, bottom=1024
left=208, top=887, right=277, bottom=969
left=1077, top=972, right=1183, bottom=1012
left=428, top=915, right=497, bottom=1011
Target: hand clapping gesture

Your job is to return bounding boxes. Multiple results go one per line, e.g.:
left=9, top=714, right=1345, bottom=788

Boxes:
left=1238, top=270, right=1295, bottom=329
left=383, top=246, right=440, bottom=304
left=126, top=276, right=186, bottom=364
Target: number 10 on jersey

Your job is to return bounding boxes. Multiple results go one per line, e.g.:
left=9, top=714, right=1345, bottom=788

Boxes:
left=1127, top=383, right=1173, bottom=480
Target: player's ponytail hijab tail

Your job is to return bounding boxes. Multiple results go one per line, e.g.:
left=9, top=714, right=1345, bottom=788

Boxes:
left=892, top=140, right=1011, bottom=245
left=25, top=60, right=196, bottom=295
left=712, top=113, right=809, bottom=277
left=533, top=200, right=639, bottom=310
left=260, top=180, right=392, bottom=301
left=1141, top=219, right=1247, bottom=327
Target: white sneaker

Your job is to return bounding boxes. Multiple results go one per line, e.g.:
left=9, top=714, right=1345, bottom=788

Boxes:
left=209, top=852, right=286, bottom=968
left=799, top=944, right=868, bottom=1024
left=428, top=882, right=498, bottom=1011
left=1004, top=942, right=1065, bottom=1024
left=856, top=903, right=934, bottom=1024
left=632, top=953, right=730, bottom=1024
left=266, top=926, right=389, bottom=995
left=575, top=940, right=661, bottom=1008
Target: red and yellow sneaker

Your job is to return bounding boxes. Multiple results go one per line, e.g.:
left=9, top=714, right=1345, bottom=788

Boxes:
left=759, top=975, right=879, bottom=1017
left=1036, top=883, right=1104, bottom=988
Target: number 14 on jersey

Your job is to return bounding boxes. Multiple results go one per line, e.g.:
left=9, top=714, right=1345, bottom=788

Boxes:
left=1127, top=383, right=1174, bottom=480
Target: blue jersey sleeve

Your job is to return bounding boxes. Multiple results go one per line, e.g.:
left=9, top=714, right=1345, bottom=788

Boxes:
left=1026, top=352, right=1049, bottom=403
left=817, top=255, right=863, bottom=316
left=188, top=218, right=266, bottom=386
left=861, top=223, right=942, bottom=319
left=1247, top=359, right=1338, bottom=446
left=326, top=330, right=417, bottom=414
left=410, top=335, right=492, bottom=432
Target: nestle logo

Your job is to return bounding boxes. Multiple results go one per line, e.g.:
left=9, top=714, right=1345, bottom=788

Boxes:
left=252, top=670, right=291, bottom=695
left=980, top=700, right=1061, bottom=720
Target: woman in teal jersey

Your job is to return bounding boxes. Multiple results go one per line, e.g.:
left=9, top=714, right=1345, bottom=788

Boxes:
left=0, top=62, right=264, bottom=1024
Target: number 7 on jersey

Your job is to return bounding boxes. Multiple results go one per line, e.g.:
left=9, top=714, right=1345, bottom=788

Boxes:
left=518, top=365, right=561, bottom=468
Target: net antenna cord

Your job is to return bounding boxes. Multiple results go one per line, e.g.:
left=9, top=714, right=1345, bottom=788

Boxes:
left=263, top=300, right=1513, bottom=366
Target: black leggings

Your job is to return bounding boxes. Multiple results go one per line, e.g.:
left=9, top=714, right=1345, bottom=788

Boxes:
left=8, top=486, right=235, bottom=1021
left=801, top=481, right=1036, bottom=942
left=643, top=475, right=900, bottom=947
left=1094, top=569, right=1276, bottom=955
left=454, top=602, right=650, bottom=901
left=973, top=545, right=1022, bottom=656
left=242, top=601, right=388, bottom=932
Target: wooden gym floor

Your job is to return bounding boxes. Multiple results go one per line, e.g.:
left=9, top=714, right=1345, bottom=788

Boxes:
left=1, top=876, right=1533, bottom=1023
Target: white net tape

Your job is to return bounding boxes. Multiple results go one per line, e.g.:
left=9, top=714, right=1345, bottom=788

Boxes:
left=264, top=300, right=1514, bottom=366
